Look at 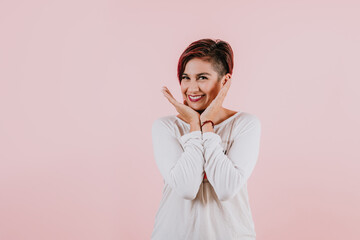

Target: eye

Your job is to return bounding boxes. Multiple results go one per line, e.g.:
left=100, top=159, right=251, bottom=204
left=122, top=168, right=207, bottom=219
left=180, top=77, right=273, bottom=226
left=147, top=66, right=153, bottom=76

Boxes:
left=181, top=76, right=207, bottom=80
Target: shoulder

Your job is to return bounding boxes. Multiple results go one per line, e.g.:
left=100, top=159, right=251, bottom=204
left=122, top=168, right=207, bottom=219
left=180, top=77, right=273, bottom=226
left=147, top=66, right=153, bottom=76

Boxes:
left=236, top=111, right=261, bottom=124
left=152, top=114, right=177, bottom=134
left=233, top=111, right=261, bottom=133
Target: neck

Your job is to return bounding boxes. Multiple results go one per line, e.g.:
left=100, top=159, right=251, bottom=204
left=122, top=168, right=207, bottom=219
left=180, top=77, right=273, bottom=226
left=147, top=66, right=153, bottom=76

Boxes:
left=196, top=109, right=205, bottom=114
left=197, top=107, right=228, bottom=123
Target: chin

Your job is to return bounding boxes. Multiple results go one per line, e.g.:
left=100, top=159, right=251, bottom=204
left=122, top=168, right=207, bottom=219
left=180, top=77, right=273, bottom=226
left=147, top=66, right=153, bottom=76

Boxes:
left=190, top=105, right=206, bottom=111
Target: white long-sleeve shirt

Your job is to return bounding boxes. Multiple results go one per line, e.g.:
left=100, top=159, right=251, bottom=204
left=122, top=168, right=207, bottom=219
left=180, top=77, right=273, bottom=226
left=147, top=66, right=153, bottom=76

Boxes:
left=151, top=111, right=262, bottom=240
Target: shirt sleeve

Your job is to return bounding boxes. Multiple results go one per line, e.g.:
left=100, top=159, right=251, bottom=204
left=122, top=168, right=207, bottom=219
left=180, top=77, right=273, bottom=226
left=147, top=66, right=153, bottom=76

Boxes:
left=151, top=119, right=205, bottom=200
left=202, top=117, right=262, bottom=201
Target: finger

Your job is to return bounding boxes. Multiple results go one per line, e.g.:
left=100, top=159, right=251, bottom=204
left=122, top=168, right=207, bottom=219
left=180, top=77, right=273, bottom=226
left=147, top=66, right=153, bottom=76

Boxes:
left=162, top=90, right=175, bottom=103
left=219, top=79, right=231, bottom=95
left=161, top=88, right=173, bottom=101
left=161, top=86, right=173, bottom=97
left=214, top=80, right=231, bottom=102
left=163, top=91, right=178, bottom=105
left=163, top=87, right=176, bottom=99
left=221, top=78, right=232, bottom=90
left=225, top=78, right=232, bottom=88
left=162, top=90, right=180, bottom=106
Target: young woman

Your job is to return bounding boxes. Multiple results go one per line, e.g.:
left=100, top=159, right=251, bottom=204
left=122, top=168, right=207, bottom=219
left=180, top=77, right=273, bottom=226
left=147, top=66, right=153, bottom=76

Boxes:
left=151, top=38, right=262, bottom=240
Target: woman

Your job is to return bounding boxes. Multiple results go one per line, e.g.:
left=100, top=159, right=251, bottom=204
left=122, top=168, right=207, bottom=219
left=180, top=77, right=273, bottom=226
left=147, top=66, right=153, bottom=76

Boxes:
left=151, top=38, right=262, bottom=240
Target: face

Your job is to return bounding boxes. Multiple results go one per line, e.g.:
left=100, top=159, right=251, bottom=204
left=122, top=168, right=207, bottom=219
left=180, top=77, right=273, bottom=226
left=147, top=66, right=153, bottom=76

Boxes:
left=180, top=57, right=231, bottom=112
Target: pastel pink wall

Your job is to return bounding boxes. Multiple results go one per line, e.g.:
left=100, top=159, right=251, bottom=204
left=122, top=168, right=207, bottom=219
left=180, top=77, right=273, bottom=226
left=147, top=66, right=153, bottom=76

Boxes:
left=0, top=0, right=359, bottom=239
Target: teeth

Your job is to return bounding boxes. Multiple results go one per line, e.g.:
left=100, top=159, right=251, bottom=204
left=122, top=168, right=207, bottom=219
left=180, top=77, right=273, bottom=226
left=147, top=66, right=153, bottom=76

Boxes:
left=189, top=95, right=203, bottom=100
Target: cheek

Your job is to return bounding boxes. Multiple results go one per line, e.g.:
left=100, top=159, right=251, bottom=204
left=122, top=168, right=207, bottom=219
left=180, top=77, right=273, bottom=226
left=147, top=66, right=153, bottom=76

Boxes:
left=201, top=84, right=213, bottom=93
left=181, top=84, right=189, bottom=93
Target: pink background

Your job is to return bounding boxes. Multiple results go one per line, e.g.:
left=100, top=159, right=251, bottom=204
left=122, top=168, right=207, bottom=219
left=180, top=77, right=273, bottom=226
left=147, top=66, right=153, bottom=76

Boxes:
left=1, top=0, right=359, bottom=239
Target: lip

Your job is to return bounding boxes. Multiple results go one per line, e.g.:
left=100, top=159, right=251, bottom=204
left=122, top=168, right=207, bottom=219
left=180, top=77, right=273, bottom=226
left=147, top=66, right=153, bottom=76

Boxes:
left=188, top=94, right=205, bottom=102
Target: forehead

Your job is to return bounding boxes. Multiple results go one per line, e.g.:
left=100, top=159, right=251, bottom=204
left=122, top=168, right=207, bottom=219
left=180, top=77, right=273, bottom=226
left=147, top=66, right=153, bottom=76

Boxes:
left=183, top=58, right=216, bottom=75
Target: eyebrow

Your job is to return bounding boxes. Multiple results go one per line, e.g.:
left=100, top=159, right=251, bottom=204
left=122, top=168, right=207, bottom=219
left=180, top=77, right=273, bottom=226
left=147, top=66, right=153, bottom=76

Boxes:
left=182, top=72, right=212, bottom=76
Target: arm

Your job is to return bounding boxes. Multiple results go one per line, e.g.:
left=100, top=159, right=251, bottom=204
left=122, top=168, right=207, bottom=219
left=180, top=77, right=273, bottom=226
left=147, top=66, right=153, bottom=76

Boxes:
left=202, top=117, right=262, bottom=201
left=151, top=119, right=205, bottom=200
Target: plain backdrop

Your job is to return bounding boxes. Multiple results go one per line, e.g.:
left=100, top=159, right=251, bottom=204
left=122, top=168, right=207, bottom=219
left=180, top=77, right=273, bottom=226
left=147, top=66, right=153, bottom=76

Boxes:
left=0, top=0, right=359, bottom=239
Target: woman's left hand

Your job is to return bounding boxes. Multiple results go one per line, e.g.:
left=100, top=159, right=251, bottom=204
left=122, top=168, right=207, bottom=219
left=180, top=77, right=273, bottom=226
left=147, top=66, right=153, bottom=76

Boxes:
left=200, top=78, right=232, bottom=124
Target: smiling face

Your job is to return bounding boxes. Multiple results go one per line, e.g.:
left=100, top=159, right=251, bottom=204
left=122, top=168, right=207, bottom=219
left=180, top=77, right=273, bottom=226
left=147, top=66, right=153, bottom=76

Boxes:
left=181, top=57, right=230, bottom=112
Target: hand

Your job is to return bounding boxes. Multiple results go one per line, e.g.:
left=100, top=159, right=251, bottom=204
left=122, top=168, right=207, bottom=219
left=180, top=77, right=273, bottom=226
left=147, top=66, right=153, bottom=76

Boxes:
left=200, top=78, right=232, bottom=124
left=161, top=86, right=200, bottom=124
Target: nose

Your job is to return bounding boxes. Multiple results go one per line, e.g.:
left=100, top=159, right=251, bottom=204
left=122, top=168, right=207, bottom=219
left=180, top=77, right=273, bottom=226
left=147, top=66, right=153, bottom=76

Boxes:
left=188, top=81, right=200, bottom=93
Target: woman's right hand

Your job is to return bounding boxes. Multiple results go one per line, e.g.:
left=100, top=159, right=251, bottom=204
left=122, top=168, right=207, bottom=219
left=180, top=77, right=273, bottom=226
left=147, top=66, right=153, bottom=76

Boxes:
left=161, top=86, right=200, bottom=124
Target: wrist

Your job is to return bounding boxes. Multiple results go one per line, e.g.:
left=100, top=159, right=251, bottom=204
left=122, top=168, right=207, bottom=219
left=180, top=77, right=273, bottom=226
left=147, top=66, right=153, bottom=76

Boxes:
left=189, top=120, right=201, bottom=132
left=201, top=122, right=214, bottom=133
left=201, top=120, right=214, bottom=128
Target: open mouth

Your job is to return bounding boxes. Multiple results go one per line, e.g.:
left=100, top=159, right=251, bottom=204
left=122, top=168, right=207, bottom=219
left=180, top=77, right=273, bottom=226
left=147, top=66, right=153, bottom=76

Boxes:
left=188, top=95, right=205, bottom=102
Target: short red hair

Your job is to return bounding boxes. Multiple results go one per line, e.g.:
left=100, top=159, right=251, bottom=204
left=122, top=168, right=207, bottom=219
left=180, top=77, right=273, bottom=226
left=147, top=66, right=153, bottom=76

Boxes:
left=177, top=38, right=234, bottom=84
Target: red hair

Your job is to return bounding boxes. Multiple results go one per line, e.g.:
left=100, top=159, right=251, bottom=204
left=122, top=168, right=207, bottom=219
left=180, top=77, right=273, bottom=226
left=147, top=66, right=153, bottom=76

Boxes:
left=177, top=38, right=234, bottom=84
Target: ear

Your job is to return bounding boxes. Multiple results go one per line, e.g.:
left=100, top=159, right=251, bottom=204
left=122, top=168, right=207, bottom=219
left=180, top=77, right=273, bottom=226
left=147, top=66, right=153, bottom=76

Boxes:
left=222, top=74, right=231, bottom=86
